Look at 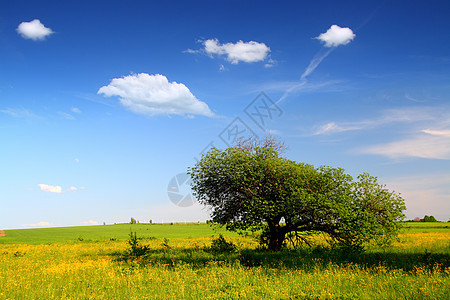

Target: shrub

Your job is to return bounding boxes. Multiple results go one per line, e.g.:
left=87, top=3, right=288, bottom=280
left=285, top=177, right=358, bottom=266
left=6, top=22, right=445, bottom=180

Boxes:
left=421, top=215, right=438, bottom=222
left=127, top=232, right=149, bottom=257
left=209, top=235, right=237, bottom=253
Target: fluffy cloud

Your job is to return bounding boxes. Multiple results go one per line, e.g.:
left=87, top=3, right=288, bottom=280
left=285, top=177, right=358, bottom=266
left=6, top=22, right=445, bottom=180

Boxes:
left=38, top=184, right=83, bottom=193
left=17, top=19, right=54, bottom=41
left=38, top=184, right=62, bottom=193
left=316, top=25, right=355, bottom=47
left=199, top=38, right=271, bottom=64
left=98, top=73, right=215, bottom=117
left=71, top=107, right=82, bottom=114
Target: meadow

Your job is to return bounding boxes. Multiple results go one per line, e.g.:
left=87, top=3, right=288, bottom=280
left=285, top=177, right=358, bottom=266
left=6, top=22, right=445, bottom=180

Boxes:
left=0, top=222, right=449, bottom=299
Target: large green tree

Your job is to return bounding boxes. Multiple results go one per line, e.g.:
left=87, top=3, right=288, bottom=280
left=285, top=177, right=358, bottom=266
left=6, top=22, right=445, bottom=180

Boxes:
left=188, top=137, right=406, bottom=251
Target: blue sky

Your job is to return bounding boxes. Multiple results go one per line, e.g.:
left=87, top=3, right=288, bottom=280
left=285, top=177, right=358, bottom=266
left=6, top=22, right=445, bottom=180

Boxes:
left=1, top=0, right=449, bottom=229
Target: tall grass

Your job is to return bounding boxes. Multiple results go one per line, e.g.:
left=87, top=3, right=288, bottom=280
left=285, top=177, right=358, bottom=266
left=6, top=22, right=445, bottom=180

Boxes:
left=0, top=230, right=448, bottom=299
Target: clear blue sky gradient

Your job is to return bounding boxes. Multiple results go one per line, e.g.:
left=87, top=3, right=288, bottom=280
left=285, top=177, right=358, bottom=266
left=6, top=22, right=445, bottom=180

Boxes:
left=1, top=0, right=449, bottom=228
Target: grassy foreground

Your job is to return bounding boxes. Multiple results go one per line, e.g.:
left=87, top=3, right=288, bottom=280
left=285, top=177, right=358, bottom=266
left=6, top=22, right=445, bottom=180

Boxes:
left=0, top=223, right=449, bottom=299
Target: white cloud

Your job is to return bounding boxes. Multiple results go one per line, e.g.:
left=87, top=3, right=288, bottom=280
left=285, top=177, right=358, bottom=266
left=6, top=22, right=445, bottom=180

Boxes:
left=405, top=93, right=425, bottom=103
left=71, top=107, right=82, bottom=114
left=81, top=220, right=99, bottom=225
left=273, top=25, right=355, bottom=105
left=301, top=48, right=334, bottom=79
left=74, top=158, right=80, bottom=163
left=0, top=107, right=38, bottom=118
left=264, top=58, right=277, bottom=68
left=361, top=131, right=450, bottom=160
left=201, top=38, right=271, bottom=64
left=313, top=122, right=340, bottom=135
left=421, top=129, right=450, bottom=137
left=183, top=48, right=200, bottom=54
left=98, top=73, right=215, bottom=117
left=38, top=184, right=83, bottom=193
left=316, top=25, right=355, bottom=47
left=17, top=19, right=54, bottom=41
left=266, top=129, right=282, bottom=135
left=38, top=184, right=62, bottom=193
left=313, top=106, right=441, bottom=136
left=312, top=106, right=450, bottom=160
left=313, top=121, right=363, bottom=135
left=21, top=221, right=53, bottom=227
left=58, top=112, right=75, bottom=120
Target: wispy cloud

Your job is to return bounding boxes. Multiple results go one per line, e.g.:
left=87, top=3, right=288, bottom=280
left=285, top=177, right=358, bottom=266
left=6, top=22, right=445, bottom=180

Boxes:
left=81, top=220, right=98, bottom=225
left=313, top=121, right=365, bottom=135
left=58, top=112, right=75, bottom=120
left=254, top=79, right=344, bottom=94
left=301, top=48, right=334, bottom=80
left=98, top=73, right=215, bottom=118
left=17, top=19, right=54, bottom=41
left=313, top=106, right=440, bottom=135
left=21, top=221, right=53, bottom=227
left=361, top=132, right=450, bottom=160
left=264, top=58, right=277, bottom=68
left=337, top=105, right=450, bottom=160
left=277, top=25, right=355, bottom=104
left=188, top=38, right=272, bottom=65
left=183, top=48, right=199, bottom=54
left=421, top=129, right=450, bottom=137
left=311, top=105, right=450, bottom=160
left=0, top=107, right=39, bottom=119
left=71, top=107, right=82, bottom=114
left=405, top=93, right=426, bottom=103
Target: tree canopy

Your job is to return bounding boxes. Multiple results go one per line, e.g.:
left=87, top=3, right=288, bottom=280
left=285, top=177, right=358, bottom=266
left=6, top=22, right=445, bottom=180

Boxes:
left=188, top=137, right=406, bottom=251
left=421, top=215, right=438, bottom=222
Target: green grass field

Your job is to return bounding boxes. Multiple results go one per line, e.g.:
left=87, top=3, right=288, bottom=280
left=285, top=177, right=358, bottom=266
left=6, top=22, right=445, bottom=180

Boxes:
left=0, top=223, right=237, bottom=244
left=399, top=222, right=450, bottom=232
left=1, top=222, right=447, bottom=245
left=0, top=222, right=449, bottom=299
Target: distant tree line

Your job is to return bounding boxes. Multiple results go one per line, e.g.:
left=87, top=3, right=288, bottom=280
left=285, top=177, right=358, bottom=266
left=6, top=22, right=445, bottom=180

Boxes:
left=410, top=215, right=439, bottom=222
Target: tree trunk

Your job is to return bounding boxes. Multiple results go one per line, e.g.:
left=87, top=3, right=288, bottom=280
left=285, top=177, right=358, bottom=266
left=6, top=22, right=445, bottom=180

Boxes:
left=268, top=231, right=285, bottom=251
left=266, top=221, right=287, bottom=251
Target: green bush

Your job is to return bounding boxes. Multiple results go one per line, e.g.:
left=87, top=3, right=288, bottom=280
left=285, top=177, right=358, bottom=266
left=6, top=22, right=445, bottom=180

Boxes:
left=421, top=215, right=438, bottom=222
left=127, top=232, right=149, bottom=257
left=209, top=235, right=237, bottom=253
